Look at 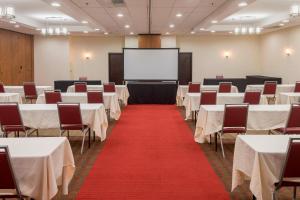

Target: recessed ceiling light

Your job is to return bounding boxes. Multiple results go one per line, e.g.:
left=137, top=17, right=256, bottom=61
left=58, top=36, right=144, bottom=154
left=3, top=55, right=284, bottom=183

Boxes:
left=9, top=21, right=16, bottom=24
left=51, top=2, right=61, bottom=7
left=95, top=28, right=100, bottom=31
left=130, top=32, right=134, bottom=35
left=200, top=28, right=205, bottom=31
left=14, top=24, right=19, bottom=28
left=125, top=24, right=130, bottom=28
left=211, top=20, right=218, bottom=24
left=36, top=28, right=41, bottom=31
left=229, top=31, right=233, bottom=34
left=117, top=13, right=124, bottom=17
left=169, top=24, right=175, bottom=28
left=190, top=31, right=195, bottom=34
left=282, top=19, right=289, bottom=23
left=165, top=32, right=170, bottom=35
left=83, top=31, right=88, bottom=33
left=279, top=23, right=285, bottom=26
left=104, top=32, right=109, bottom=35
left=238, top=2, right=248, bottom=7
left=81, top=20, right=88, bottom=24
left=176, top=13, right=182, bottom=17
left=211, top=30, right=216, bottom=33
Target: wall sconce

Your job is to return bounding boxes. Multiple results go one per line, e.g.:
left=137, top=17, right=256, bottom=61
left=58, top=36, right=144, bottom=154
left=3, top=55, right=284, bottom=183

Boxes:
left=84, top=53, right=92, bottom=60
left=223, top=51, right=231, bottom=59
left=285, top=48, right=293, bottom=56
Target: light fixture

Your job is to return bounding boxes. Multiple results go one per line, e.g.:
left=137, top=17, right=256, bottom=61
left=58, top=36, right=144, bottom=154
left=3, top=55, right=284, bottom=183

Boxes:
left=229, top=31, right=233, bottom=34
left=117, top=13, right=124, bottom=17
left=282, top=19, right=290, bottom=23
left=124, top=24, right=130, bottom=28
left=279, top=23, right=285, bottom=26
left=41, top=17, right=68, bottom=36
left=200, top=28, right=205, bottom=31
left=83, top=31, right=88, bottom=34
left=51, top=2, right=61, bottom=7
left=285, top=48, right=293, bottom=56
left=169, top=24, right=175, bottom=28
left=81, top=20, right=88, bottom=24
left=165, top=32, right=170, bottom=35
left=130, top=32, right=134, bottom=35
left=104, top=32, right=108, bottom=35
left=234, top=25, right=262, bottom=35
left=14, top=24, right=19, bottom=28
left=9, top=20, right=16, bottom=24
left=211, top=30, right=216, bottom=33
left=176, top=13, right=182, bottom=17
left=84, top=53, right=91, bottom=60
left=211, top=20, right=218, bottom=24
left=190, top=31, right=195, bottom=34
left=0, top=6, right=15, bottom=19
left=95, top=28, right=100, bottom=31
left=223, top=51, right=231, bottom=59
left=238, top=2, right=248, bottom=7
left=290, top=5, right=300, bottom=17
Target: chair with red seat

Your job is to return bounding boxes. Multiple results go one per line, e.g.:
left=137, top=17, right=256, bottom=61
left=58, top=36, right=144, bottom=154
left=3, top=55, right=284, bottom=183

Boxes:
left=0, top=82, right=5, bottom=93
left=263, top=81, right=277, bottom=104
left=44, top=90, right=62, bottom=104
left=74, top=82, right=87, bottom=93
left=195, top=90, right=217, bottom=124
left=294, top=81, right=300, bottom=92
left=23, top=82, right=37, bottom=103
left=243, top=90, right=261, bottom=105
left=0, top=146, right=25, bottom=199
left=103, top=82, right=116, bottom=92
left=0, top=103, right=38, bottom=137
left=218, top=82, right=232, bottom=93
left=188, top=82, right=201, bottom=93
left=273, top=138, right=300, bottom=200
left=216, top=104, right=249, bottom=158
left=87, top=91, right=104, bottom=104
left=216, top=75, right=224, bottom=79
left=79, top=76, right=87, bottom=81
left=57, top=103, right=91, bottom=154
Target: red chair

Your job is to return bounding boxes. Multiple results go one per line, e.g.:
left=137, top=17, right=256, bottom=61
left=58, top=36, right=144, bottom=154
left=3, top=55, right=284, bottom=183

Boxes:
left=263, top=81, right=277, bottom=104
left=195, top=90, right=217, bottom=125
left=79, top=76, right=87, bottom=81
left=218, top=82, right=232, bottom=93
left=0, top=146, right=25, bottom=199
left=216, top=75, right=224, bottom=79
left=57, top=103, right=91, bottom=154
left=216, top=104, right=249, bottom=158
left=87, top=91, right=104, bottom=104
left=294, top=81, right=300, bottom=92
left=74, top=82, right=87, bottom=93
left=0, top=103, right=38, bottom=137
left=103, top=82, right=116, bottom=92
left=0, top=82, right=5, bottom=93
left=23, top=82, right=37, bottom=103
left=188, top=82, right=201, bottom=93
left=243, top=91, right=261, bottom=105
left=273, top=138, right=300, bottom=200
left=271, top=104, right=300, bottom=135
left=44, top=90, right=62, bottom=104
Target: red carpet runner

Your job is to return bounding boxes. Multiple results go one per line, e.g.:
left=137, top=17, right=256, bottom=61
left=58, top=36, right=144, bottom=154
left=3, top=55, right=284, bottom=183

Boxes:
left=76, top=105, right=229, bottom=200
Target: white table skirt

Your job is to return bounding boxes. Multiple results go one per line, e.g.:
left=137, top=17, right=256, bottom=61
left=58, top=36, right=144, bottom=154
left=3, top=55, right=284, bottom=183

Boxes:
left=19, top=104, right=108, bottom=141
left=183, top=93, right=268, bottom=119
left=232, top=135, right=300, bottom=200
left=195, top=104, right=291, bottom=143
left=176, top=85, right=239, bottom=106
left=0, top=93, right=22, bottom=103
left=4, top=86, right=53, bottom=97
left=0, top=137, right=75, bottom=200
left=278, top=92, right=300, bottom=104
left=66, top=85, right=130, bottom=105
left=36, top=92, right=121, bottom=120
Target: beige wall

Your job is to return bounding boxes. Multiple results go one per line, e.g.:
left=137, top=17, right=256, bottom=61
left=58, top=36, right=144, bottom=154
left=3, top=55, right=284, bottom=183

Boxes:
left=176, top=35, right=262, bottom=82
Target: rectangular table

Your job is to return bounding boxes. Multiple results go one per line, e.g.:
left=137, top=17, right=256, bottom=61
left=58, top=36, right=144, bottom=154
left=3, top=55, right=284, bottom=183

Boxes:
left=4, top=86, right=53, bottom=97
left=176, top=85, right=239, bottom=106
left=0, top=93, right=22, bottom=103
left=183, top=93, right=268, bottom=119
left=246, top=84, right=295, bottom=95
left=36, top=92, right=121, bottom=120
left=0, top=137, right=75, bottom=200
left=195, top=104, right=291, bottom=143
left=232, top=135, right=300, bottom=200
left=67, top=85, right=129, bottom=105
left=278, top=92, right=300, bottom=104
left=18, top=104, right=108, bottom=141
left=54, top=80, right=101, bottom=92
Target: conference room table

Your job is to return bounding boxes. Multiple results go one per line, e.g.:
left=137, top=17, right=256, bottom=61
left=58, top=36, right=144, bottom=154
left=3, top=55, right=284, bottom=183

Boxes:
left=4, top=85, right=53, bottom=97
left=0, top=93, right=22, bottom=103
left=67, top=85, right=130, bottom=105
left=194, top=104, right=291, bottom=143
left=183, top=93, right=268, bottom=119
left=246, top=84, right=295, bottom=95
left=278, top=92, right=300, bottom=104
left=12, top=104, right=108, bottom=141
left=176, top=85, right=239, bottom=106
left=0, top=137, right=75, bottom=200
left=36, top=92, right=121, bottom=120
left=232, top=135, right=300, bottom=200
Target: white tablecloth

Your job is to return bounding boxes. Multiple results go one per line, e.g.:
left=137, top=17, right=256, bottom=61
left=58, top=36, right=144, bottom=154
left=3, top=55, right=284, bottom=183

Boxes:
left=19, top=104, right=108, bottom=141
left=232, top=135, right=300, bottom=200
left=195, top=104, right=291, bottom=143
left=67, top=85, right=130, bottom=105
left=183, top=93, right=268, bottom=119
left=176, top=85, right=239, bottom=106
left=246, top=84, right=295, bottom=95
left=0, top=137, right=75, bottom=200
left=36, top=92, right=121, bottom=120
left=278, top=92, right=300, bottom=104
left=0, top=93, right=22, bottom=103
left=4, top=86, right=53, bottom=97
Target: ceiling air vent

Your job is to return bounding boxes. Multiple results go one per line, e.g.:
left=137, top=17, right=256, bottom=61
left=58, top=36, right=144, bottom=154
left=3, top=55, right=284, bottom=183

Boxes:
left=112, top=0, right=125, bottom=5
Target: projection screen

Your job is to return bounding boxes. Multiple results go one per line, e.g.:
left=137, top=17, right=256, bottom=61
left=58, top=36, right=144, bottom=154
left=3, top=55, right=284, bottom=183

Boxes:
left=124, top=48, right=179, bottom=80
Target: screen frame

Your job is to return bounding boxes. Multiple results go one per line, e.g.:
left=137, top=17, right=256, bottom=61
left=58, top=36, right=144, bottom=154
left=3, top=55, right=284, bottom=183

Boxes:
left=123, top=48, right=180, bottom=81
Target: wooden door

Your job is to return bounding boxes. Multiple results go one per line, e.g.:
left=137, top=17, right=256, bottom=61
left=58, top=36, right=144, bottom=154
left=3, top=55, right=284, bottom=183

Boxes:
left=178, top=52, right=192, bottom=85
left=108, top=53, right=124, bottom=84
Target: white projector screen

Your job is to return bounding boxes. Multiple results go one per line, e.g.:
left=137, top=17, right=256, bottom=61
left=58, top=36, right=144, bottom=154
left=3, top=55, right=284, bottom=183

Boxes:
left=124, top=48, right=179, bottom=80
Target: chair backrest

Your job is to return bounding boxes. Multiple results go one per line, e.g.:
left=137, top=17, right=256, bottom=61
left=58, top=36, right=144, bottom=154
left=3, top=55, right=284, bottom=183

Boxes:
left=87, top=91, right=104, bottom=103
left=23, top=82, right=37, bottom=97
left=188, top=82, right=201, bottom=93
left=285, top=104, right=300, bottom=131
left=79, top=76, right=87, bottom=81
left=243, top=90, right=261, bottom=105
left=103, top=82, right=116, bottom=92
left=200, top=90, right=217, bottom=105
left=294, top=81, right=300, bottom=92
left=0, top=103, right=23, bottom=130
left=74, top=82, right=87, bottom=93
left=218, top=82, right=232, bottom=93
left=57, top=103, right=83, bottom=128
left=263, top=81, right=277, bottom=95
left=0, top=82, right=5, bottom=93
left=216, top=75, right=224, bottom=79
left=44, top=90, right=62, bottom=104
left=223, top=104, right=249, bottom=128
left=278, top=138, right=300, bottom=184
left=0, top=146, right=21, bottom=195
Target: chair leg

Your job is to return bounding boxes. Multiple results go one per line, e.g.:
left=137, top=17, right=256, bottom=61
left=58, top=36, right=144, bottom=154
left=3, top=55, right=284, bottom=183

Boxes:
left=215, top=132, right=218, bottom=152
left=273, top=190, right=277, bottom=200
left=88, top=128, right=91, bottom=148
left=209, top=135, right=212, bottom=144
left=219, top=133, right=225, bottom=158
left=293, top=187, right=297, bottom=200
left=36, top=129, right=39, bottom=137
left=81, top=131, right=86, bottom=154
left=93, top=131, right=96, bottom=142
left=252, top=195, right=256, bottom=200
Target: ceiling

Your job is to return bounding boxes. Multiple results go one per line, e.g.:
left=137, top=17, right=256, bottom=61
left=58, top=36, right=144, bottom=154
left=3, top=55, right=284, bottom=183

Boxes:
left=1, top=0, right=300, bottom=36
